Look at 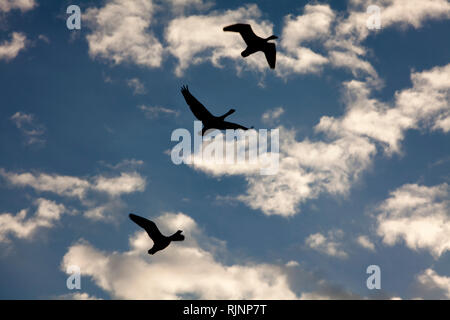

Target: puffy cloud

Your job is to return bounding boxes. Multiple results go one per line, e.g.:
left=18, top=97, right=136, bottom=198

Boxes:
left=395, top=64, right=450, bottom=133
left=261, top=107, right=284, bottom=125
left=61, top=212, right=298, bottom=299
left=416, top=268, right=450, bottom=299
left=376, top=183, right=450, bottom=258
left=84, top=0, right=163, bottom=68
left=80, top=1, right=449, bottom=79
left=317, top=64, right=450, bottom=154
left=164, top=0, right=449, bottom=78
left=166, top=4, right=274, bottom=76
left=188, top=125, right=375, bottom=216
left=328, top=0, right=450, bottom=78
left=0, top=169, right=146, bottom=199
left=356, top=235, right=375, bottom=251
left=0, top=0, right=35, bottom=12
left=305, top=230, right=348, bottom=259
left=433, top=116, right=450, bottom=132
left=239, top=130, right=375, bottom=216
left=93, top=172, right=146, bottom=197
left=340, top=0, right=450, bottom=41
left=328, top=50, right=377, bottom=78
left=0, top=168, right=146, bottom=221
left=165, top=3, right=331, bottom=77
left=281, top=4, right=335, bottom=53
left=185, top=64, right=449, bottom=217
left=10, top=111, right=46, bottom=145
left=0, top=169, right=90, bottom=199
left=0, top=32, right=27, bottom=62
left=275, top=47, right=329, bottom=76
left=0, top=198, right=66, bottom=242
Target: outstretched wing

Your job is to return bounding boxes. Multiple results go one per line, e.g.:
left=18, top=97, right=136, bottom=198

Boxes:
left=181, top=85, right=214, bottom=121
left=222, top=121, right=251, bottom=131
left=263, top=42, right=276, bottom=69
left=223, top=23, right=259, bottom=45
left=129, top=213, right=164, bottom=242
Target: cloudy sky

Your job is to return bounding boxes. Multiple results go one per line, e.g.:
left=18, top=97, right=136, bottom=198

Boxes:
left=0, top=0, right=449, bottom=300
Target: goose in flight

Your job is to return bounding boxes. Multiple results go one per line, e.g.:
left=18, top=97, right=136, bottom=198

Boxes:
left=129, top=213, right=184, bottom=255
left=223, top=23, right=277, bottom=69
left=181, top=85, right=252, bottom=135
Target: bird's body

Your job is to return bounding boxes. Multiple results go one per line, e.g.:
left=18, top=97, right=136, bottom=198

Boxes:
left=181, top=85, right=252, bottom=135
left=223, top=23, right=277, bottom=69
left=129, top=213, right=184, bottom=255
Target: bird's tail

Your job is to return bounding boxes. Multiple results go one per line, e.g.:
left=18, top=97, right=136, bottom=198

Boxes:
left=219, top=109, right=235, bottom=120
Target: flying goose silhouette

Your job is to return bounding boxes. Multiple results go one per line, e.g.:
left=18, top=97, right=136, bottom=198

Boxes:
left=223, top=23, right=277, bottom=69
left=129, top=213, right=184, bottom=255
left=181, top=85, right=252, bottom=135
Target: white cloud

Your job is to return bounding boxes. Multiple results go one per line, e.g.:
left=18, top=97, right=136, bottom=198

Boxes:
left=93, top=172, right=146, bottom=197
left=165, top=3, right=332, bottom=77
left=433, top=115, right=450, bottom=132
left=305, top=229, right=348, bottom=259
left=328, top=50, right=377, bottom=78
left=356, top=235, right=375, bottom=251
left=61, top=212, right=298, bottom=299
left=79, top=1, right=449, bottom=80
left=166, top=4, right=274, bottom=76
left=0, top=198, right=67, bottom=242
left=0, top=32, right=27, bottom=62
left=276, top=48, right=329, bottom=77
left=341, top=0, right=450, bottom=38
left=0, top=0, right=35, bottom=12
left=126, top=78, right=146, bottom=95
left=57, top=292, right=102, bottom=300
left=164, top=1, right=449, bottom=79
left=10, top=112, right=45, bottom=145
left=376, top=183, right=450, bottom=258
left=185, top=63, right=449, bottom=217
left=281, top=4, right=335, bottom=53
left=167, top=0, right=212, bottom=14
left=189, top=126, right=375, bottom=217
left=0, top=168, right=147, bottom=221
left=0, top=169, right=91, bottom=200
left=84, top=0, right=163, bottom=68
left=261, top=107, right=284, bottom=125
left=138, top=105, right=180, bottom=119
left=327, top=0, right=450, bottom=79
left=416, top=268, right=450, bottom=299
left=317, top=63, right=450, bottom=154
left=0, top=169, right=146, bottom=199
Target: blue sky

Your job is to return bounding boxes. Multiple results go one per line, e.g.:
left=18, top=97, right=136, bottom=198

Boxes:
left=0, top=0, right=449, bottom=299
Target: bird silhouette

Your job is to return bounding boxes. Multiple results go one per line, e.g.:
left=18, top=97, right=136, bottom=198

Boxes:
left=223, top=23, right=277, bottom=69
left=129, top=213, right=184, bottom=255
left=181, top=85, right=252, bottom=135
